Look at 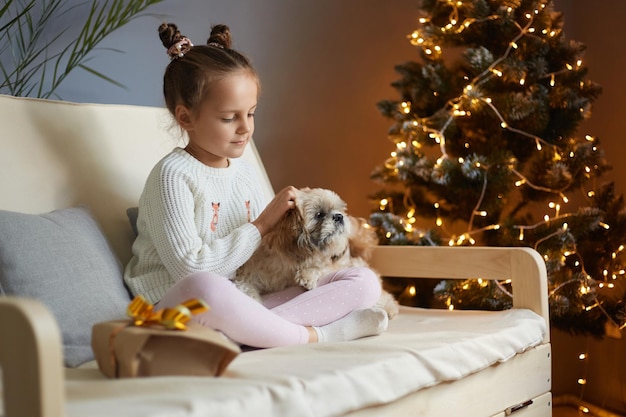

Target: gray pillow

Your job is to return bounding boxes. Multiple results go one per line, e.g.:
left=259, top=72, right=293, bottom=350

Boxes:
left=0, top=207, right=131, bottom=367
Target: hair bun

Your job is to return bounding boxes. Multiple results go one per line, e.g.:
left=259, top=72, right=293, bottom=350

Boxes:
left=158, top=23, right=184, bottom=49
left=207, top=24, right=232, bottom=49
left=158, top=22, right=193, bottom=60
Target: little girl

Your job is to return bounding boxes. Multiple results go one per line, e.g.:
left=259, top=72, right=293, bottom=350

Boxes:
left=123, top=22, right=388, bottom=347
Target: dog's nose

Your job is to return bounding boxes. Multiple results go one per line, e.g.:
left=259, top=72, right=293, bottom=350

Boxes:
left=333, top=213, right=344, bottom=224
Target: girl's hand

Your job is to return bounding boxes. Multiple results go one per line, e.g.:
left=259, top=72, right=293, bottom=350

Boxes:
left=252, top=186, right=297, bottom=236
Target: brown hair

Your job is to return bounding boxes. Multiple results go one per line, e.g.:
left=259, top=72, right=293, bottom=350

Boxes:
left=158, top=23, right=260, bottom=117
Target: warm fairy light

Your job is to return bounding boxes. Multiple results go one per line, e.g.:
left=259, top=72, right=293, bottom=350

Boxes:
left=579, top=406, right=590, bottom=414
left=578, top=353, right=587, bottom=360
left=577, top=378, right=587, bottom=385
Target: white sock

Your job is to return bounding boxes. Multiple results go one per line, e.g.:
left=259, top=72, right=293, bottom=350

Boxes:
left=314, top=308, right=389, bottom=343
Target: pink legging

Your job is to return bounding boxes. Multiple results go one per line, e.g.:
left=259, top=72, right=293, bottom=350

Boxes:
left=155, top=267, right=381, bottom=348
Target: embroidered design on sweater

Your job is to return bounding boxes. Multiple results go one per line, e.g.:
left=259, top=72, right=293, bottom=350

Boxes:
left=245, top=200, right=251, bottom=223
left=211, top=202, right=220, bottom=231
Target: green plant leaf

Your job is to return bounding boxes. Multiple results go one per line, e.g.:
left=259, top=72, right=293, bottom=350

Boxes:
left=0, top=0, right=164, bottom=98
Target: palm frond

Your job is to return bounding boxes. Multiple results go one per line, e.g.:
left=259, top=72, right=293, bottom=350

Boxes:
left=0, top=0, right=164, bottom=98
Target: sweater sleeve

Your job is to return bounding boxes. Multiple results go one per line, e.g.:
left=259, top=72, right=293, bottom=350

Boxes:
left=140, top=154, right=263, bottom=281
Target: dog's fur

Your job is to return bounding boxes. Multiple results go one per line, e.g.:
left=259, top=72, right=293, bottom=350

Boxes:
left=233, top=187, right=399, bottom=319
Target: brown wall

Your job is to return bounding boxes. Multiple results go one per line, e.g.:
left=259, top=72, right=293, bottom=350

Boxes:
left=251, top=1, right=418, bottom=218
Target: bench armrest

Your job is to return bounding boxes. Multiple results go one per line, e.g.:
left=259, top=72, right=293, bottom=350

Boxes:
left=0, top=297, right=65, bottom=417
left=370, top=245, right=550, bottom=343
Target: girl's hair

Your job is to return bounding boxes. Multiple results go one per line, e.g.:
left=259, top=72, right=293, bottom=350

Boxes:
left=157, top=23, right=260, bottom=116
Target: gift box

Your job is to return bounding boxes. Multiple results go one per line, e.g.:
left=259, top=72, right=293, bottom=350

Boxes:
left=91, top=296, right=241, bottom=378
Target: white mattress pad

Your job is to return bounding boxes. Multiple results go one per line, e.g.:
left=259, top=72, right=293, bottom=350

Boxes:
left=7, top=306, right=547, bottom=417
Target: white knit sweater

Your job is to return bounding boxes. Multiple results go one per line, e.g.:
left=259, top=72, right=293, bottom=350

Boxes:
left=124, top=147, right=269, bottom=304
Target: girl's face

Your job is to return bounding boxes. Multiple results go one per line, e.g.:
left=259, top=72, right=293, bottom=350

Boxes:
left=178, top=71, right=258, bottom=168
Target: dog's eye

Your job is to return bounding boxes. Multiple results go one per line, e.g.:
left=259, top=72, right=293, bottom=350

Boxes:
left=315, top=212, right=325, bottom=220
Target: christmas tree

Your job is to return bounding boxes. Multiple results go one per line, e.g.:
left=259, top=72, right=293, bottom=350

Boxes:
left=369, top=0, right=626, bottom=337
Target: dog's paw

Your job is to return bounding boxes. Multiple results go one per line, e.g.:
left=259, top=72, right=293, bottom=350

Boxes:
left=295, top=268, right=320, bottom=290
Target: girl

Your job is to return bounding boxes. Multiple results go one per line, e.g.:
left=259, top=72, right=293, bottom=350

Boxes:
left=124, top=22, right=388, bottom=347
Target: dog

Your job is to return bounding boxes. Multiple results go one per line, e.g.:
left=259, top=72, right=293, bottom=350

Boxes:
left=233, top=187, right=399, bottom=319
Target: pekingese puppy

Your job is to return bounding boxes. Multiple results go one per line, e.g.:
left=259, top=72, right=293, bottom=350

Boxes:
left=233, top=187, right=399, bottom=319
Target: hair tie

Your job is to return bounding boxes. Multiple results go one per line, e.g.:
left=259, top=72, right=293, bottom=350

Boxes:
left=167, top=37, right=194, bottom=60
left=207, top=42, right=224, bottom=49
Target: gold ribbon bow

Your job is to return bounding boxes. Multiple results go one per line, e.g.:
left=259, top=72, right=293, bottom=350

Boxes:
left=127, top=295, right=209, bottom=330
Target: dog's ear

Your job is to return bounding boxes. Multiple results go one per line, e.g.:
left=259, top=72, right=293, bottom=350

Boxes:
left=292, top=208, right=316, bottom=253
left=265, top=209, right=312, bottom=257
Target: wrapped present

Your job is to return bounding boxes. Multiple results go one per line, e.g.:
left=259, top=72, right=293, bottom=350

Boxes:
left=91, top=296, right=240, bottom=378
